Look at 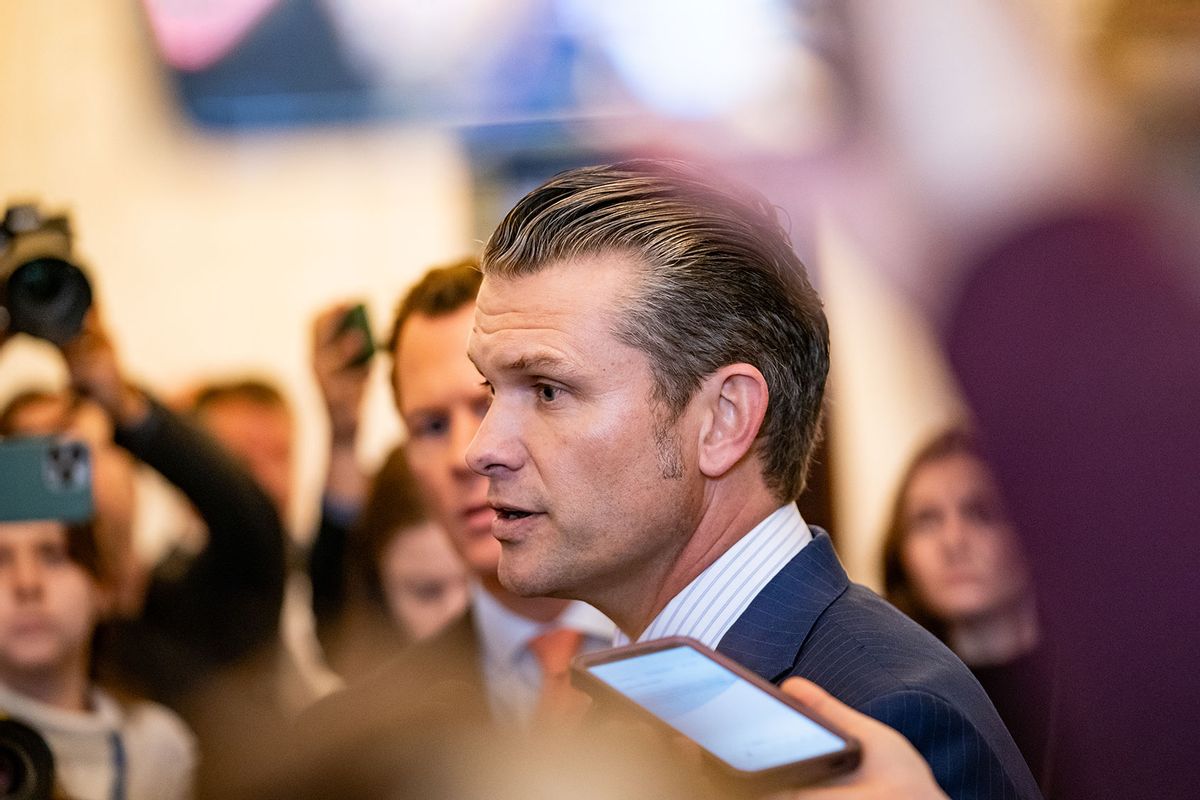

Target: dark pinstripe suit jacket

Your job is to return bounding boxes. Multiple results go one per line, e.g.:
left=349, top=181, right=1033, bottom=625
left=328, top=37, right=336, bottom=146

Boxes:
left=717, top=530, right=1043, bottom=800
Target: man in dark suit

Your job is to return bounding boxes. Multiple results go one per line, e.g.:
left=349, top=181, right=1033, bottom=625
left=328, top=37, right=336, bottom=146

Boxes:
left=465, top=160, right=1041, bottom=800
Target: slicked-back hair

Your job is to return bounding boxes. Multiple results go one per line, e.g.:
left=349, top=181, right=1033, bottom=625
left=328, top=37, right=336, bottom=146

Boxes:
left=387, top=258, right=483, bottom=402
left=482, top=160, right=829, bottom=502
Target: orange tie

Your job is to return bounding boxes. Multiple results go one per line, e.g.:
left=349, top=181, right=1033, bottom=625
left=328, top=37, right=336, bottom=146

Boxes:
left=528, top=628, right=589, bottom=727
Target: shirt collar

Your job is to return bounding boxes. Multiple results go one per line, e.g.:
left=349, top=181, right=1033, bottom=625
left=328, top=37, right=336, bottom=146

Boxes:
left=615, top=503, right=813, bottom=648
left=470, top=581, right=615, bottom=667
left=0, top=682, right=123, bottom=733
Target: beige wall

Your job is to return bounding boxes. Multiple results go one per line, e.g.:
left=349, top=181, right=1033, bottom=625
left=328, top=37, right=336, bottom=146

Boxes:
left=817, top=0, right=1109, bottom=587
left=817, top=218, right=968, bottom=589
left=0, top=0, right=473, bottom=538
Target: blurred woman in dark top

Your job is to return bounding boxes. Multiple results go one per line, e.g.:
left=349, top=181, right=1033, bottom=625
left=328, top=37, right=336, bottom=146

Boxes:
left=882, top=428, right=1054, bottom=788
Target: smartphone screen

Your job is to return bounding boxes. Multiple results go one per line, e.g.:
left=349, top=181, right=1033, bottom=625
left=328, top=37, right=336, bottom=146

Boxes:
left=586, top=644, right=848, bottom=773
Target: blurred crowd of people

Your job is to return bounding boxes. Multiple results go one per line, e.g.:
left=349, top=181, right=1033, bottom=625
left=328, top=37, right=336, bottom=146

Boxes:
left=2, top=1, right=1198, bottom=798
left=0, top=212, right=1029, bottom=800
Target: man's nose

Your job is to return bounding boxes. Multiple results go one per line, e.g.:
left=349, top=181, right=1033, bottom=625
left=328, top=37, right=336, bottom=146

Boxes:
left=448, top=407, right=483, bottom=477
left=12, top=554, right=45, bottom=600
left=465, top=399, right=522, bottom=477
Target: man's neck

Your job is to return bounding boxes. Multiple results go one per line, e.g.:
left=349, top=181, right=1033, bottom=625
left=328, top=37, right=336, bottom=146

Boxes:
left=2, top=661, right=91, bottom=713
left=615, top=488, right=783, bottom=640
left=480, top=573, right=570, bottom=624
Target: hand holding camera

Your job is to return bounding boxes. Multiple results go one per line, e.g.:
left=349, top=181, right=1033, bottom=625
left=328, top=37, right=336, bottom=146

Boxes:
left=58, top=308, right=148, bottom=431
left=0, top=203, right=92, bottom=348
left=0, top=202, right=147, bottom=431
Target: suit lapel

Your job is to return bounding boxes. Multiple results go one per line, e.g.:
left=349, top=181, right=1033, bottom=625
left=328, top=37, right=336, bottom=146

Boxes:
left=716, top=529, right=850, bottom=683
left=433, top=609, right=488, bottom=694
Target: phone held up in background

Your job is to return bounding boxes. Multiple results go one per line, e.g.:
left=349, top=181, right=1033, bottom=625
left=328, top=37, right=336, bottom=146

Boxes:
left=572, top=637, right=861, bottom=792
left=0, top=436, right=93, bottom=523
left=336, top=302, right=375, bottom=369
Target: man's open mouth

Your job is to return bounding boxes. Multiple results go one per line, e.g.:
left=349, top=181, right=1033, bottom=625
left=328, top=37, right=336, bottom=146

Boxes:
left=493, top=505, right=536, bottom=521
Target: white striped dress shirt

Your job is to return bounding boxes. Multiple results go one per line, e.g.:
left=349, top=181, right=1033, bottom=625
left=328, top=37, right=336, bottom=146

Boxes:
left=614, top=504, right=812, bottom=648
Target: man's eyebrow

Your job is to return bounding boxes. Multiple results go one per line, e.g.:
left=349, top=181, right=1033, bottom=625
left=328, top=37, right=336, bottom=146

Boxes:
left=470, top=348, right=578, bottom=377
left=505, top=353, right=574, bottom=373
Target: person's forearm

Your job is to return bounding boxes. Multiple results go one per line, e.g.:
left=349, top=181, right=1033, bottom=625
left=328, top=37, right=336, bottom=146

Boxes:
left=114, top=394, right=287, bottom=590
left=104, top=381, right=151, bottom=430
left=324, top=439, right=366, bottom=512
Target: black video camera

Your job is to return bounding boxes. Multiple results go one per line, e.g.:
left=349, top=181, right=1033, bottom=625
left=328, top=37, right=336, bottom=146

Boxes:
left=0, top=203, right=92, bottom=346
left=0, top=717, right=55, bottom=800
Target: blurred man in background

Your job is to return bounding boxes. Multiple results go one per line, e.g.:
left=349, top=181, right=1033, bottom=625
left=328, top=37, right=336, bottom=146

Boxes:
left=189, top=379, right=295, bottom=523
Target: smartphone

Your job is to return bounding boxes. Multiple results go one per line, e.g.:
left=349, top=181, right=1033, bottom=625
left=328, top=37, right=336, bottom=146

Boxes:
left=572, top=637, right=860, bottom=790
left=0, top=436, right=93, bottom=523
left=335, top=303, right=376, bottom=368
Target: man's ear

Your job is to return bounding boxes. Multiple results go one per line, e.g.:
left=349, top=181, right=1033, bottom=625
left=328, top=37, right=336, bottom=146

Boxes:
left=695, top=364, right=769, bottom=480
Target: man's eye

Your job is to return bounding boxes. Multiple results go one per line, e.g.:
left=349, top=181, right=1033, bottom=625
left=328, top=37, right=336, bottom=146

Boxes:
left=536, top=384, right=561, bottom=403
left=472, top=396, right=492, bottom=419
left=411, top=417, right=448, bottom=439
left=410, top=582, right=446, bottom=602
left=38, top=545, right=68, bottom=565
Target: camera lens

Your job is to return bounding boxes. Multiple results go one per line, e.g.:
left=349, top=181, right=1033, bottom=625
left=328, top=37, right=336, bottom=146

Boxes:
left=16, top=261, right=64, bottom=302
left=0, top=745, right=28, bottom=795
left=0, top=719, right=54, bottom=800
left=5, top=256, right=92, bottom=345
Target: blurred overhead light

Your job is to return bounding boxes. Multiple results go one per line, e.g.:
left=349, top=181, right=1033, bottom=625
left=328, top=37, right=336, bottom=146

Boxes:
left=563, top=0, right=796, bottom=120
left=141, top=0, right=282, bottom=71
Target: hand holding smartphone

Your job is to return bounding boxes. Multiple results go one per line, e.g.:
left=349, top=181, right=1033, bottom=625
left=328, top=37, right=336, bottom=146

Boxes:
left=0, top=437, right=93, bottom=523
left=572, top=637, right=860, bottom=791
left=311, top=301, right=375, bottom=447
left=334, top=302, right=375, bottom=369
